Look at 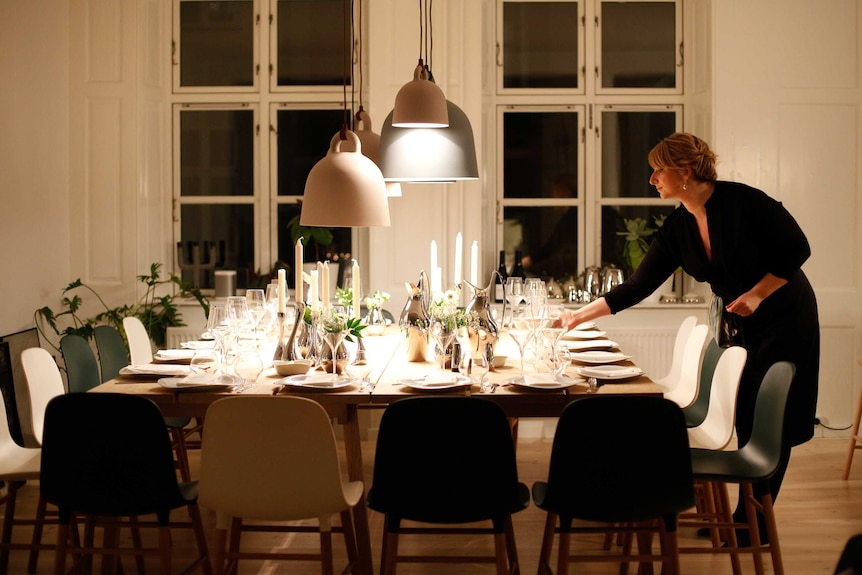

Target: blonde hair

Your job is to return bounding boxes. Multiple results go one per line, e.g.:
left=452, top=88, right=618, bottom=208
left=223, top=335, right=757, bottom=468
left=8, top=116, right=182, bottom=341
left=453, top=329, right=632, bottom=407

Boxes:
left=648, top=132, right=718, bottom=183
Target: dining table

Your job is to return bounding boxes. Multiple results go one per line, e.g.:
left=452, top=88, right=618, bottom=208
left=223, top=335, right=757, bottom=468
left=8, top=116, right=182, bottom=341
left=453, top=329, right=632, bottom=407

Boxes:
left=89, top=324, right=662, bottom=575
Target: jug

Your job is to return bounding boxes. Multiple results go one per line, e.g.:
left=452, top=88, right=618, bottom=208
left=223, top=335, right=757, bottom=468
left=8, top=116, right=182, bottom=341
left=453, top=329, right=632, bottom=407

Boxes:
left=601, top=266, right=624, bottom=295
left=461, top=272, right=501, bottom=359
left=582, top=266, right=602, bottom=301
left=399, top=270, right=432, bottom=362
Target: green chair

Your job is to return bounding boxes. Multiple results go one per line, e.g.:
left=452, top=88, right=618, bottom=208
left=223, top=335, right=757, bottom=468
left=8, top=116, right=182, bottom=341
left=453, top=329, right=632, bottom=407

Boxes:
left=683, top=338, right=724, bottom=427
left=93, top=325, right=129, bottom=382
left=59, top=334, right=101, bottom=393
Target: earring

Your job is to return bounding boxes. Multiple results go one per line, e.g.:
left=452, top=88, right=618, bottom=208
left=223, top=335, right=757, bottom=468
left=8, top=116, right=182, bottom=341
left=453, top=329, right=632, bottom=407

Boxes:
left=683, top=182, right=688, bottom=190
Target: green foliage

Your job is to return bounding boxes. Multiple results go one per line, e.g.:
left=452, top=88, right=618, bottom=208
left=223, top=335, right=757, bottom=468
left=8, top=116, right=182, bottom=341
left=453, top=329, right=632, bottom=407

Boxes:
left=287, top=209, right=334, bottom=261
left=617, top=218, right=657, bottom=272
left=34, top=263, right=209, bottom=352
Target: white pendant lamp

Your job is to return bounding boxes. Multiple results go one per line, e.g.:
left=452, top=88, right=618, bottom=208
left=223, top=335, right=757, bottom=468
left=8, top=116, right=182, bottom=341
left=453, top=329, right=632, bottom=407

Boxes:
left=300, top=130, right=390, bottom=227
left=379, top=99, right=479, bottom=183
left=392, top=60, right=449, bottom=128
left=353, top=108, right=402, bottom=197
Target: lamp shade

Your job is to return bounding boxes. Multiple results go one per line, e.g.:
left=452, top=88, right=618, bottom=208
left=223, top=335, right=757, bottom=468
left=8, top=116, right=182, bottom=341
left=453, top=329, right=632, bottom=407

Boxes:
left=300, top=130, right=390, bottom=227
left=392, top=63, right=449, bottom=128
left=351, top=109, right=402, bottom=197
left=379, top=100, right=479, bottom=183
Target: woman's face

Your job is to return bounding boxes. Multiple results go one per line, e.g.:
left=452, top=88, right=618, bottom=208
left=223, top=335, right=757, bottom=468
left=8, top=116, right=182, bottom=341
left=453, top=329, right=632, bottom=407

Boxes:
left=648, top=166, right=685, bottom=199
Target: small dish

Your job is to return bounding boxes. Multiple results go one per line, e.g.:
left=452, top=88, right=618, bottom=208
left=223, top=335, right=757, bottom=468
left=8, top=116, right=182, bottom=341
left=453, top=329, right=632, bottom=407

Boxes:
left=492, top=355, right=508, bottom=368
left=398, top=375, right=472, bottom=391
left=568, top=351, right=631, bottom=365
left=272, top=359, right=314, bottom=376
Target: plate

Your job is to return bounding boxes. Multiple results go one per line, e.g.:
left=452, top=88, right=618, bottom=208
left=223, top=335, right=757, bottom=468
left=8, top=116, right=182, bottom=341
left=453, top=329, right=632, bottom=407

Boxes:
left=154, top=349, right=196, bottom=361
left=568, top=351, right=631, bottom=364
left=180, top=340, right=215, bottom=350
left=281, top=373, right=357, bottom=390
left=576, top=365, right=643, bottom=380
left=158, top=375, right=239, bottom=391
left=561, top=329, right=607, bottom=340
left=506, top=374, right=585, bottom=391
left=562, top=340, right=620, bottom=352
left=399, top=375, right=472, bottom=391
left=120, top=364, right=192, bottom=377
left=573, top=321, right=597, bottom=330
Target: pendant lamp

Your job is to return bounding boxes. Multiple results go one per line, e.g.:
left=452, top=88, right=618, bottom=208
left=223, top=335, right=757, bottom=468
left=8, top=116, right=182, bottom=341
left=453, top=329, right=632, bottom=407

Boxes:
left=379, top=99, right=479, bottom=183
left=392, top=60, right=449, bottom=128
left=353, top=108, right=402, bottom=197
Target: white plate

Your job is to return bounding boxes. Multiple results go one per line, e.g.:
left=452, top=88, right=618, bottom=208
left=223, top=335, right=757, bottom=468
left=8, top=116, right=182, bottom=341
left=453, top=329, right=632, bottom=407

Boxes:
left=120, top=364, right=192, bottom=376
left=563, top=340, right=619, bottom=352
left=573, top=321, right=597, bottom=330
left=180, top=340, right=216, bottom=350
left=158, top=375, right=239, bottom=391
left=576, top=365, right=643, bottom=380
left=569, top=351, right=631, bottom=364
left=506, top=374, right=585, bottom=391
left=154, top=349, right=196, bottom=361
left=399, top=375, right=472, bottom=391
left=561, top=329, right=607, bottom=340
left=281, top=374, right=357, bottom=390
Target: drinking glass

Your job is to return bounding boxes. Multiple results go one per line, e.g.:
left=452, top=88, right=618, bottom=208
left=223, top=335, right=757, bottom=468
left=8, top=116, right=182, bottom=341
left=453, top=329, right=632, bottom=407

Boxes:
left=317, top=308, right=348, bottom=376
left=232, top=347, right=264, bottom=390
left=541, top=304, right=568, bottom=350
left=205, top=302, right=230, bottom=373
left=429, top=320, right=457, bottom=376
left=245, top=289, right=267, bottom=344
left=505, top=277, right=525, bottom=307
left=189, top=348, right=219, bottom=375
left=503, top=304, right=534, bottom=375
left=225, top=295, right=251, bottom=355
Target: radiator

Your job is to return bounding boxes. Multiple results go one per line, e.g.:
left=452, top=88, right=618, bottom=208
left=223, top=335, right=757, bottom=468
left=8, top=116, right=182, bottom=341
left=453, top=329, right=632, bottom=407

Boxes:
left=166, top=326, right=205, bottom=349
left=606, top=328, right=677, bottom=380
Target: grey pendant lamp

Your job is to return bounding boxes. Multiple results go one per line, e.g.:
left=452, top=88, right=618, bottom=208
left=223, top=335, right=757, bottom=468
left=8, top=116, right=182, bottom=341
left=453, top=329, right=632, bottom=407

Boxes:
left=300, top=0, right=390, bottom=227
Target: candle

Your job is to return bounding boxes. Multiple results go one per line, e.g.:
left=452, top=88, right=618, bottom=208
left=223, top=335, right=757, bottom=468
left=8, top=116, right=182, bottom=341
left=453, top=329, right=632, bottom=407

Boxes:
left=294, top=238, right=304, bottom=303
left=322, top=261, right=330, bottom=312
left=470, top=240, right=479, bottom=287
left=277, top=268, right=286, bottom=314
left=430, top=240, right=438, bottom=276
left=432, top=267, right=443, bottom=296
left=352, top=260, right=361, bottom=320
left=310, top=270, right=319, bottom=313
left=453, top=232, right=463, bottom=287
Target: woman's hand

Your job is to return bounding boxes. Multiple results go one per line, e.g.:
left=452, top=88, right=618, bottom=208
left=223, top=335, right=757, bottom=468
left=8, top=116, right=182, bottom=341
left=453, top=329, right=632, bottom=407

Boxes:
left=725, top=273, right=788, bottom=317
left=562, top=298, right=612, bottom=330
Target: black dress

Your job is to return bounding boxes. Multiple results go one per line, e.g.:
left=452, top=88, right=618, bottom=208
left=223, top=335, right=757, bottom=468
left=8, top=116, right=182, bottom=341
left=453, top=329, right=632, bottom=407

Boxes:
left=604, top=181, right=820, bottom=447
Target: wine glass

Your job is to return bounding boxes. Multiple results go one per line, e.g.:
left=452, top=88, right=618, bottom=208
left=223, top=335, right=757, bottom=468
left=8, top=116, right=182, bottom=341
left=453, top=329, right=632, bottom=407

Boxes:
left=245, top=289, right=267, bottom=345
left=429, top=319, right=457, bottom=377
left=204, top=302, right=230, bottom=374
left=225, top=295, right=250, bottom=355
left=189, top=348, right=219, bottom=376
left=317, top=308, right=348, bottom=376
left=232, top=346, right=264, bottom=391
left=505, top=277, right=525, bottom=307
left=502, top=304, right=534, bottom=375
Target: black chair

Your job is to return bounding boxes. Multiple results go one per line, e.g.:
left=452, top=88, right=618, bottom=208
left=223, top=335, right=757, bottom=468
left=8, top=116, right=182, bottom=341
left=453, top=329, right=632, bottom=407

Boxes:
left=39, top=393, right=211, bottom=575
left=683, top=338, right=724, bottom=427
left=835, top=534, right=862, bottom=575
left=532, top=395, right=695, bottom=575
left=367, top=396, right=529, bottom=575
left=0, top=328, right=41, bottom=448
left=0, top=341, right=24, bottom=447
left=59, top=334, right=101, bottom=393
left=680, top=361, right=796, bottom=575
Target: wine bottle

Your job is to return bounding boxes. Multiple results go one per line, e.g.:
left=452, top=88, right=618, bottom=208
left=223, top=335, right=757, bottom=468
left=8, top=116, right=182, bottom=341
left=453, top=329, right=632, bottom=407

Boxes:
left=494, top=250, right=508, bottom=303
left=512, top=250, right=527, bottom=280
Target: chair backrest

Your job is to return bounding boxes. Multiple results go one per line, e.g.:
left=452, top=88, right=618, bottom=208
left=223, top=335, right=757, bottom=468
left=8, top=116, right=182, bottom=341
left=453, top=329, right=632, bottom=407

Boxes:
left=199, top=395, right=355, bottom=522
left=123, top=316, right=153, bottom=364
left=655, top=315, right=697, bottom=386
left=93, top=325, right=130, bottom=382
left=40, top=393, right=181, bottom=518
left=20, top=347, right=66, bottom=445
left=683, top=338, right=724, bottom=427
left=742, top=361, right=796, bottom=477
left=664, top=323, right=709, bottom=408
left=1, top=328, right=41, bottom=447
left=686, top=345, right=747, bottom=450
left=60, top=334, right=102, bottom=393
left=0, top=350, right=35, bottom=464
left=541, top=395, right=695, bottom=523
left=367, top=396, right=526, bottom=524
left=0, top=341, right=25, bottom=446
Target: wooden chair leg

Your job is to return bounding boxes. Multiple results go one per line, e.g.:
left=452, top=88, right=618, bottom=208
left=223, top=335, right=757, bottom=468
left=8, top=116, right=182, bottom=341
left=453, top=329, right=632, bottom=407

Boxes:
left=27, top=491, right=46, bottom=573
left=212, top=527, right=228, bottom=575
left=537, top=512, right=556, bottom=575
left=320, top=529, right=334, bottom=575
left=556, top=530, right=570, bottom=575
left=504, top=514, right=520, bottom=575
left=339, top=509, right=359, bottom=568
left=493, top=532, right=509, bottom=575
left=170, top=427, right=192, bottom=483
left=844, top=374, right=862, bottom=479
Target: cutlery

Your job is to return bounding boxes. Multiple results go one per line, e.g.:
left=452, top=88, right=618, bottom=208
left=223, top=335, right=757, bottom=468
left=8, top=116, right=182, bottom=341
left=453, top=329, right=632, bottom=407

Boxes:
left=489, top=383, right=499, bottom=394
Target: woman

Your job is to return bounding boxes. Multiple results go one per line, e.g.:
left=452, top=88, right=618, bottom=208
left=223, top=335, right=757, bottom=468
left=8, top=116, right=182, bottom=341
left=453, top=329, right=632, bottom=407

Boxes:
left=566, top=132, right=820, bottom=542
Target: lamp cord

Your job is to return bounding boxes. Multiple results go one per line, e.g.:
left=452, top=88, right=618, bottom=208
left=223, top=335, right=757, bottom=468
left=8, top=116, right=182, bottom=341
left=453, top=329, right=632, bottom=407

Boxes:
left=340, top=0, right=349, bottom=139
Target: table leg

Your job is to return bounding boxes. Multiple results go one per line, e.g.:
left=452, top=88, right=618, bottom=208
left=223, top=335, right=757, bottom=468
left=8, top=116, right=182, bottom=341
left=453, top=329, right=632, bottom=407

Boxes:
left=342, top=405, right=374, bottom=575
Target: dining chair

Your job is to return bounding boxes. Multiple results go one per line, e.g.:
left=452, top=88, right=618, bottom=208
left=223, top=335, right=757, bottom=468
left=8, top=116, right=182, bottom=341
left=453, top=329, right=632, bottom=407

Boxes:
left=123, top=316, right=154, bottom=365
left=686, top=345, right=747, bottom=450
left=653, top=315, right=697, bottom=390
left=198, top=395, right=362, bottom=575
left=834, top=533, right=862, bottom=575
left=679, top=361, right=796, bottom=575
left=0, top=340, right=25, bottom=447
left=39, top=393, right=211, bottom=575
left=660, top=322, right=709, bottom=408
left=59, top=334, right=101, bottom=393
left=532, top=395, right=695, bottom=575
left=683, top=338, right=724, bottom=427
left=367, top=396, right=530, bottom=575
left=19, top=347, right=66, bottom=446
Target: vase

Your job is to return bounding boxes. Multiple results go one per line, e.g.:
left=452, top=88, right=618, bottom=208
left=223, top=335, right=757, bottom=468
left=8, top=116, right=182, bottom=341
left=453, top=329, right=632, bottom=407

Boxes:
left=362, top=307, right=388, bottom=336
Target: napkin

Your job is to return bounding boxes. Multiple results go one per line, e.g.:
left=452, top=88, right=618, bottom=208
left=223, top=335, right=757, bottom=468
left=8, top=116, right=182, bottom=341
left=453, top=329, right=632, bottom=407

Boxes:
left=119, top=364, right=191, bottom=376
left=421, top=372, right=459, bottom=386
left=300, top=374, right=340, bottom=386
left=522, top=374, right=560, bottom=387
left=180, top=340, right=216, bottom=350
left=175, top=373, right=235, bottom=386
left=155, top=349, right=196, bottom=360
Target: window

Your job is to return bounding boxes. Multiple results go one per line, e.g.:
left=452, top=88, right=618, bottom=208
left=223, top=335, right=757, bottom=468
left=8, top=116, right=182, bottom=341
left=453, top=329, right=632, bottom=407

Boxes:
left=495, top=0, right=683, bottom=285
left=172, top=0, right=354, bottom=292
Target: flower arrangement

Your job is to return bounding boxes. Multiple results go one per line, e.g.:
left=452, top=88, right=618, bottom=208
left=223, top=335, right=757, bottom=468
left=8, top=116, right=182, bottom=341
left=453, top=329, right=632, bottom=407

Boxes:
left=429, top=290, right=480, bottom=332
left=364, top=290, right=391, bottom=310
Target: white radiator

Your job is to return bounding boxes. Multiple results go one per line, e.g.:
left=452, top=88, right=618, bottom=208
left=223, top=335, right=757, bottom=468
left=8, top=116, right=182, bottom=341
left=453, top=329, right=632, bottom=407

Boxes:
left=606, top=328, right=677, bottom=380
left=166, top=326, right=204, bottom=349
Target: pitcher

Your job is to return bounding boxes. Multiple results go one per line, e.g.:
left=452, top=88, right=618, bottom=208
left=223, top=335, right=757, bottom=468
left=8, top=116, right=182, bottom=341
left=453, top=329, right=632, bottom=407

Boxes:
left=399, top=270, right=432, bottom=362
left=461, top=272, right=501, bottom=359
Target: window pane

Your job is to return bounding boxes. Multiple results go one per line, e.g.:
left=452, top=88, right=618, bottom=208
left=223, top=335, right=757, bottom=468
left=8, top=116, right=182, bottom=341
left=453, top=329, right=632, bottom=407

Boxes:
left=505, top=206, right=579, bottom=282
left=601, top=110, right=675, bottom=198
left=180, top=204, right=255, bottom=289
left=276, top=109, right=345, bottom=197
left=503, top=111, right=580, bottom=199
left=601, top=204, right=675, bottom=275
left=277, top=204, right=352, bottom=289
left=179, top=1, right=254, bottom=87
left=180, top=110, right=254, bottom=197
left=277, top=0, right=349, bottom=86
left=503, top=2, right=580, bottom=88
left=601, top=2, right=676, bottom=88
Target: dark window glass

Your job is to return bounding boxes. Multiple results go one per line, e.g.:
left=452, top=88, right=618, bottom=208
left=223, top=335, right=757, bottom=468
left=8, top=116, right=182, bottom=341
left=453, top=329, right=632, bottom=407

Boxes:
left=179, top=204, right=255, bottom=289
left=276, top=109, right=345, bottom=197
left=505, top=205, right=579, bottom=282
left=180, top=110, right=254, bottom=197
left=179, top=1, right=254, bottom=87
left=503, top=2, right=580, bottom=88
left=503, top=111, right=580, bottom=199
left=277, top=0, right=349, bottom=86
left=601, top=204, right=676, bottom=275
left=277, top=204, right=352, bottom=289
left=601, top=2, right=676, bottom=88
left=601, top=110, right=676, bottom=198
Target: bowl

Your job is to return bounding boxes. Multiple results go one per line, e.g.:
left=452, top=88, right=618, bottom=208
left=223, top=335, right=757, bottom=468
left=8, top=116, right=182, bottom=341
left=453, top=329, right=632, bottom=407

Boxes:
left=273, top=359, right=313, bottom=376
left=492, top=355, right=508, bottom=369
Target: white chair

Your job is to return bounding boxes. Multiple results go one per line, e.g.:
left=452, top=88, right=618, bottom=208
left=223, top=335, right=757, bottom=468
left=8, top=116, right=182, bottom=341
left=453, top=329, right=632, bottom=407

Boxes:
left=20, top=347, right=66, bottom=445
left=654, top=315, right=697, bottom=390
left=123, top=316, right=154, bottom=365
left=660, top=323, right=709, bottom=408
left=687, top=346, right=747, bottom=450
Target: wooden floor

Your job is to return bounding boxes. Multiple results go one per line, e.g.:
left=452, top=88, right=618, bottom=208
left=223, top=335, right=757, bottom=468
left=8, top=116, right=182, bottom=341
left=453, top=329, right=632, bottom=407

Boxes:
left=5, top=435, right=862, bottom=574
